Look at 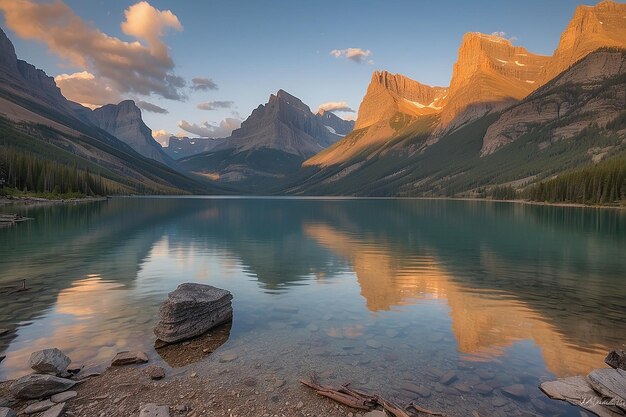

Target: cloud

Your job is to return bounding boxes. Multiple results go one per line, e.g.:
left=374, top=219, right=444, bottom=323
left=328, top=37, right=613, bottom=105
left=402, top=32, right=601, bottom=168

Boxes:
left=197, top=101, right=234, bottom=111
left=330, top=48, right=373, bottom=64
left=152, top=129, right=171, bottom=146
left=136, top=100, right=168, bottom=114
left=191, top=77, right=218, bottom=91
left=490, top=31, right=518, bottom=42
left=0, top=0, right=185, bottom=101
left=178, top=118, right=241, bottom=138
left=54, top=71, right=121, bottom=108
left=318, top=101, right=355, bottom=113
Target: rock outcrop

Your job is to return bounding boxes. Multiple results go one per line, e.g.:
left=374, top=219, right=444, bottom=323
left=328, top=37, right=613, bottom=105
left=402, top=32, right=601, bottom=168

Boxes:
left=481, top=50, right=626, bottom=155
left=154, top=283, right=233, bottom=344
left=28, top=348, right=71, bottom=375
left=10, top=374, right=77, bottom=400
left=89, top=100, right=174, bottom=166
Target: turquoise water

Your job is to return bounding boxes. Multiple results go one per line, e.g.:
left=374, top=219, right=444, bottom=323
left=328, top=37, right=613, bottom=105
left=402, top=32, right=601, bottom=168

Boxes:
left=1, top=197, right=624, bottom=415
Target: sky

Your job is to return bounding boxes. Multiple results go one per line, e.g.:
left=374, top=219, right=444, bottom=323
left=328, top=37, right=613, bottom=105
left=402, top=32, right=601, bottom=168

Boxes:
left=0, top=0, right=606, bottom=145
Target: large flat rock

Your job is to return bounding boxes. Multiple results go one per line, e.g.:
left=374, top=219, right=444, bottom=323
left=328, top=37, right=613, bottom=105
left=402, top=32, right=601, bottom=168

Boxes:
left=28, top=348, right=71, bottom=375
left=154, top=283, right=233, bottom=343
left=540, top=375, right=624, bottom=417
left=587, top=368, right=626, bottom=413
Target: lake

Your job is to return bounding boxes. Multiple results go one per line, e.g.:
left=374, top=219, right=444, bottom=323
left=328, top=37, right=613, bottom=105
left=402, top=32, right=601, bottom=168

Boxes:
left=1, top=197, right=625, bottom=416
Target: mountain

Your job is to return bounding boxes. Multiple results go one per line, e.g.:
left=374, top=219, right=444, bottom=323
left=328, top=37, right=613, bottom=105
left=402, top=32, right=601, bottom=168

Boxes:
left=298, top=1, right=626, bottom=199
left=540, top=0, right=626, bottom=84
left=439, top=32, right=550, bottom=131
left=164, top=136, right=223, bottom=159
left=178, top=89, right=345, bottom=189
left=305, top=71, right=446, bottom=167
left=291, top=48, right=626, bottom=197
left=316, top=109, right=354, bottom=136
left=0, top=27, right=216, bottom=196
left=88, top=100, right=175, bottom=167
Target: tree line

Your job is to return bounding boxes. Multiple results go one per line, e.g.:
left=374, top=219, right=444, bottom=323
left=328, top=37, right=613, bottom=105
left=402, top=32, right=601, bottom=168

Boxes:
left=0, top=147, right=115, bottom=196
left=526, top=156, right=626, bottom=205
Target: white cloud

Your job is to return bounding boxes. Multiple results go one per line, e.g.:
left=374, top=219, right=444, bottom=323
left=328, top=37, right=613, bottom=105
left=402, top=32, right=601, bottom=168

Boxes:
left=178, top=118, right=241, bottom=138
left=54, top=71, right=121, bottom=108
left=191, top=77, right=218, bottom=91
left=318, top=101, right=355, bottom=113
left=152, top=129, right=171, bottom=146
left=0, top=0, right=185, bottom=101
left=330, top=48, right=373, bottom=64
left=491, top=31, right=518, bottom=43
left=197, top=101, right=234, bottom=111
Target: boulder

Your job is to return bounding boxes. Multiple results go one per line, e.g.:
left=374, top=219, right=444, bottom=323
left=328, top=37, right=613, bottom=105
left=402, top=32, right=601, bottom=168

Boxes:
left=111, top=351, right=148, bottom=366
left=605, top=349, right=626, bottom=371
left=0, top=408, right=16, bottom=417
left=139, top=403, right=170, bottom=417
left=10, top=374, right=76, bottom=400
left=28, top=348, right=71, bottom=375
left=154, top=283, right=233, bottom=343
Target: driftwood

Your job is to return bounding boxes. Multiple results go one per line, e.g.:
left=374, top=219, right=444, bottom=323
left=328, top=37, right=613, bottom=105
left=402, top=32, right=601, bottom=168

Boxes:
left=299, top=375, right=447, bottom=416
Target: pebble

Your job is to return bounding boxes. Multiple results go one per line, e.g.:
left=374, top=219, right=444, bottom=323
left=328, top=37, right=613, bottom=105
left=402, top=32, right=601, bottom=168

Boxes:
left=365, top=340, right=382, bottom=349
left=295, top=401, right=304, bottom=410
left=41, top=403, right=65, bottom=417
left=491, top=397, right=508, bottom=407
left=50, top=391, right=77, bottom=403
left=501, top=384, right=528, bottom=400
left=219, top=352, right=238, bottom=363
left=110, top=351, right=148, bottom=366
left=474, top=383, right=493, bottom=395
left=24, top=400, right=55, bottom=414
left=139, top=403, right=170, bottom=417
left=440, top=371, right=458, bottom=385
left=145, top=366, right=165, bottom=380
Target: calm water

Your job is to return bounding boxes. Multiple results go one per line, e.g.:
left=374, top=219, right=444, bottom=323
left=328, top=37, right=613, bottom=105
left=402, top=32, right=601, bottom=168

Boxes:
left=1, top=197, right=625, bottom=415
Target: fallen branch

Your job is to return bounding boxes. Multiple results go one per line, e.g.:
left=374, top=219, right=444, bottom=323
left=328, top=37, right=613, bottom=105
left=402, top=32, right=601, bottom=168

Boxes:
left=299, top=376, right=446, bottom=417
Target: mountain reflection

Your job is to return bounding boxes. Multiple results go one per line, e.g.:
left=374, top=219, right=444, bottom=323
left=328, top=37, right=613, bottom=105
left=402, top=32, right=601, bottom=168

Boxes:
left=0, top=197, right=624, bottom=380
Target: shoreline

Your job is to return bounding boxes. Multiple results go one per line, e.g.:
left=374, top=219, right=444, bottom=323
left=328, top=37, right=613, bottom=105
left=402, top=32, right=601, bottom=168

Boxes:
left=0, top=196, right=108, bottom=208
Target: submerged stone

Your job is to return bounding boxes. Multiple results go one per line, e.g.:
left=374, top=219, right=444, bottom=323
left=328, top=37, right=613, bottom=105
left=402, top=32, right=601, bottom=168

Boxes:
left=154, top=283, right=233, bottom=344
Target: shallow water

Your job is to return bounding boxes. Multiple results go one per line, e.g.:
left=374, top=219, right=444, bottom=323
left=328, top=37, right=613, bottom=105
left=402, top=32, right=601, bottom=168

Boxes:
left=1, top=197, right=625, bottom=415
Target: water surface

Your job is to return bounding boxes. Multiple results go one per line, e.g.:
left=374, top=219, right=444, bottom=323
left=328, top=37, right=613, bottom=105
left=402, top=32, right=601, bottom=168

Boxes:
left=1, top=197, right=624, bottom=415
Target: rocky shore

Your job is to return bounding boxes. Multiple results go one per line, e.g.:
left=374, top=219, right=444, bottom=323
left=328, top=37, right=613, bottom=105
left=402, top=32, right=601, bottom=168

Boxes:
left=0, top=196, right=108, bottom=208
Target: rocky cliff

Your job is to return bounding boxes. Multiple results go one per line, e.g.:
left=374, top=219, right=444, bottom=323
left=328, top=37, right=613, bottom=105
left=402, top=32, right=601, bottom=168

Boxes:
left=540, top=0, right=626, bottom=84
left=481, top=49, right=626, bottom=156
left=89, top=100, right=174, bottom=166
left=440, top=33, right=550, bottom=130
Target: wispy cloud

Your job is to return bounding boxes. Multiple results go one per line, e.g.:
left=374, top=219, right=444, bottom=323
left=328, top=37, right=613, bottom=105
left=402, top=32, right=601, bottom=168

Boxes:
left=318, top=101, right=355, bottom=113
left=178, top=118, right=241, bottom=138
left=0, top=1, right=185, bottom=102
left=330, top=48, right=373, bottom=64
left=197, top=101, right=234, bottom=111
left=191, top=77, right=218, bottom=91
left=137, top=100, right=168, bottom=114
left=491, top=31, right=518, bottom=42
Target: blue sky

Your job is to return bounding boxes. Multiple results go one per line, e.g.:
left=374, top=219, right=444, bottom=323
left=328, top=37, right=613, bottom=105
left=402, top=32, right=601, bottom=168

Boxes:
left=1, top=0, right=602, bottom=142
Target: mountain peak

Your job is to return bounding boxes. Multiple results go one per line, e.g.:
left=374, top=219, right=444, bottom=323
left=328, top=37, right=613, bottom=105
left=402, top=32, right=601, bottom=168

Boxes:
left=542, top=0, right=626, bottom=82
